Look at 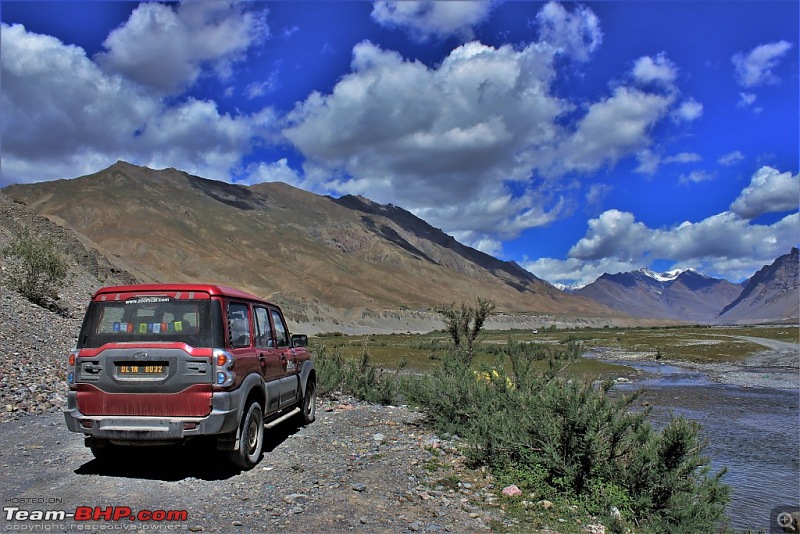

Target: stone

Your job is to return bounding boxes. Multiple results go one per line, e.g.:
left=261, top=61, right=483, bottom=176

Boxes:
left=282, top=494, right=309, bottom=505
left=502, top=484, right=523, bottom=497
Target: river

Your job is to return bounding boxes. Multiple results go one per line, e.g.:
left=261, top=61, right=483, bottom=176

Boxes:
left=604, top=358, right=799, bottom=531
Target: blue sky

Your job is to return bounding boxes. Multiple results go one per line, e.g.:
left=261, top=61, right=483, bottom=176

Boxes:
left=1, top=1, right=797, bottom=287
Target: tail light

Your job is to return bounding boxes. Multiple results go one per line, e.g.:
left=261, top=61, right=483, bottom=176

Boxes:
left=67, top=349, right=79, bottom=387
left=213, top=349, right=235, bottom=387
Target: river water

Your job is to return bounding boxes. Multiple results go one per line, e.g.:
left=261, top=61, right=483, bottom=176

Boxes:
left=605, top=359, right=799, bottom=531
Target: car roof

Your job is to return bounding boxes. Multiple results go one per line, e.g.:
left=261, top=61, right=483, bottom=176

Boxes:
left=91, top=283, right=272, bottom=305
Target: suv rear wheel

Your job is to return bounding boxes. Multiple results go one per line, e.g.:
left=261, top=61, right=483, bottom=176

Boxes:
left=88, top=438, right=119, bottom=462
left=228, top=401, right=264, bottom=469
left=300, top=376, right=316, bottom=424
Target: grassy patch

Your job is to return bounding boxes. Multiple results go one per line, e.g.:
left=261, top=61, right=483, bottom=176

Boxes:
left=309, top=325, right=797, bottom=374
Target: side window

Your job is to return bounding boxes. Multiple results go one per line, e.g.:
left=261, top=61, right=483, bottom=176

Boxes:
left=270, top=309, right=288, bottom=348
left=254, top=307, right=274, bottom=348
left=228, top=302, right=251, bottom=348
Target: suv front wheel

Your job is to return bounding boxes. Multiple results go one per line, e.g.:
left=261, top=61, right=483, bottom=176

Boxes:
left=228, top=401, right=264, bottom=470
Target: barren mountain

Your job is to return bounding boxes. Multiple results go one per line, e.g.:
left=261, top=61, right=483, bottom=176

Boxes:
left=2, top=161, right=621, bottom=332
left=718, top=248, right=799, bottom=324
left=575, top=268, right=744, bottom=323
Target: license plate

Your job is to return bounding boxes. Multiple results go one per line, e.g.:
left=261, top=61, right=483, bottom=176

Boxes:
left=115, top=362, right=168, bottom=378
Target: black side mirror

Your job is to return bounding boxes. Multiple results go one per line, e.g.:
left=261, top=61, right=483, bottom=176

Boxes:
left=291, top=334, right=308, bottom=348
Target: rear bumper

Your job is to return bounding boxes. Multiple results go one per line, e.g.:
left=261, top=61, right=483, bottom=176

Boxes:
left=64, top=390, right=241, bottom=442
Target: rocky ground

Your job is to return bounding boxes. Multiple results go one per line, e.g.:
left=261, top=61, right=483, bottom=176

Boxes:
left=2, top=395, right=517, bottom=533
left=0, top=274, right=95, bottom=422
left=595, top=336, right=799, bottom=390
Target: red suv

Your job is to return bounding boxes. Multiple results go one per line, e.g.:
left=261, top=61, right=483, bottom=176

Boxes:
left=64, top=284, right=316, bottom=469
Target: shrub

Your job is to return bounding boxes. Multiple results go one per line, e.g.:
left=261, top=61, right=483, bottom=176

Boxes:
left=408, top=300, right=730, bottom=533
left=312, top=339, right=406, bottom=405
left=435, top=297, right=495, bottom=363
left=1, top=229, right=68, bottom=309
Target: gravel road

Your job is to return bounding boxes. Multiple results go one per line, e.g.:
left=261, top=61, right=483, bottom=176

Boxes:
left=1, top=396, right=510, bottom=533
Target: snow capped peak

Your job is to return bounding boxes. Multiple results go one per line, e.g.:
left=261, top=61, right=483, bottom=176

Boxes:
left=634, top=267, right=714, bottom=283
left=636, top=267, right=697, bottom=282
left=552, top=281, right=586, bottom=291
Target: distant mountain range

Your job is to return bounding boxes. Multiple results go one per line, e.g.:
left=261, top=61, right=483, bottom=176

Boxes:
left=570, top=249, right=798, bottom=324
left=3, top=161, right=796, bottom=329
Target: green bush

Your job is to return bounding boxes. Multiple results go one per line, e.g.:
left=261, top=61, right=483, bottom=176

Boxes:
left=313, top=340, right=406, bottom=405
left=1, top=229, right=67, bottom=309
left=407, top=300, right=730, bottom=533
left=309, top=300, right=730, bottom=532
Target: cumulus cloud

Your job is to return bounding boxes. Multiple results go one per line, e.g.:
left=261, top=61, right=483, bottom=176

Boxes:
left=526, top=166, right=800, bottom=286
left=719, top=151, right=744, bottom=166
left=0, top=22, right=272, bottom=185
left=239, top=158, right=303, bottom=187
left=371, top=0, right=495, bottom=41
left=95, top=0, right=268, bottom=95
left=555, top=87, right=674, bottom=173
left=632, top=53, right=677, bottom=87
left=673, top=98, right=703, bottom=122
left=729, top=166, right=799, bottom=219
left=732, top=40, right=793, bottom=88
left=283, top=39, right=569, bottom=244
left=536, top=1, right=602, bottom=61
left=283, top=21, right=680, bottom=251
left=282, top=0, right=692, bottom=252
left=524, top=255, right=637, bottom=289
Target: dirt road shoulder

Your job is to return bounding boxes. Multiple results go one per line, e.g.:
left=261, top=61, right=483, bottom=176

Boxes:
left=1, top=398, right=508, bottom=533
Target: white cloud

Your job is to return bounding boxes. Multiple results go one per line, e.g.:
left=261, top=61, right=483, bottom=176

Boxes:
left=240, top=159, right=303, bottom=187
left=673, top=98, right=703, bottom=122
left=536, top=1, right=602, bottom=61
left=732, top=40, right=793, bottom=88
left=678, top=170, right=715, bottom=185
left=532, top=210, right=798, bottom=286
left=525, top=166, right=799, bottom=285
left=245, top=71, right=280, bottom=99
left=284, top=30, right=681, bottom=244
left=737, top=92, right=757, bottom=108
left=635, top=150, right=661, bottom=175
left=729, top=166, right=799, bottom=219
left=632, top=53, right=677, bottom=87
left=664, top=152, right=702, bottom=164
left=555, top=87, right=674, bottom=173
left=0, top=22, right=273, bottom=185
left=95, top=0, right=268, bottom=95
left=586, top=183, right=612, bottom=207
left=371, top=0, right=495, bottom=41
left=523, top=256, right=636, bottom=288
left=568, top=209, right=651, bottom=261
left=284, top=39, right=568, bottom=238
left=719, top=151, right=744, bottom=166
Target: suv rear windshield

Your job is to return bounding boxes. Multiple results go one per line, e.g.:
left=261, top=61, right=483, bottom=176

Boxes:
left=78, top=297, right=222, bottom=349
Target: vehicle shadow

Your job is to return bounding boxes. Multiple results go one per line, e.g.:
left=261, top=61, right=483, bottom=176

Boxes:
left=74, top=421, right=304, bottom=481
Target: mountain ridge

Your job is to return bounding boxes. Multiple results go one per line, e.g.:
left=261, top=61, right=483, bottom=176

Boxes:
left=3, top=161, right=629, bottom=332
left=718, top=248, right=799, bottom=323
left=573, top=255, right=797, bottom=324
